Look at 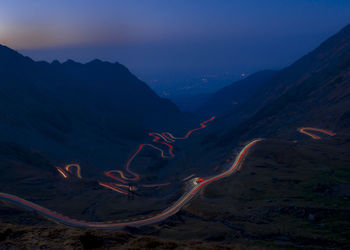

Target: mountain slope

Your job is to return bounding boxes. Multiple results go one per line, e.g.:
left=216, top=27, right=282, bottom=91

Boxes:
left=211, top=24, right=350, bottom=145
left=196, top=70, right=277, bottom=117
left=0, top=45, right=190, bottom=168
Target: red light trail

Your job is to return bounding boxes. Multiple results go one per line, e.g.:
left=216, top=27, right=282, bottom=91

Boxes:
left=99, top=116, right=215, bottom=194
left=56, top=167, right=68, bottom=178
left=162, top=116, right=215, bottom=140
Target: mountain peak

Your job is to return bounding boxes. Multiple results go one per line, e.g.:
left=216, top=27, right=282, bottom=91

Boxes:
left=0, top=44, right=13, bottom=51
left=63, top=59, right=79, bottom=65
left=0, top=44, right=35, bottom=67
left=88, top=59, right=103, bottom=64
left=51, top=60, right=61, bottom=65
left=0, top=44, right=22, bottom=57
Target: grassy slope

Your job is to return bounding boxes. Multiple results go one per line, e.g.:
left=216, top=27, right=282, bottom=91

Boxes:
left=1, top=133, right=349, bottom=249
left=182, top=134, right=350, bottom=248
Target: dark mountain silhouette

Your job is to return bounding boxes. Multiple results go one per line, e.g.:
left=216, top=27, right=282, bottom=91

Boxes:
left=211, top=24, right=350, bottom=145
left=0, top=45, right=191, bottom=167
left=170, top=93, right=213, bottom=112
left=196, top=70, right=277, bottom=117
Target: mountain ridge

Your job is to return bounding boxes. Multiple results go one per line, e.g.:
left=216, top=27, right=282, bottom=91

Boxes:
left=0, top=44, right=193, bottom=170
left=210, top=23, right=350, bottom=146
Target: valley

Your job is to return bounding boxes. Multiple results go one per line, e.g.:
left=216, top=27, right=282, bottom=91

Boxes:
left=0, top=15, right=349, bottom=249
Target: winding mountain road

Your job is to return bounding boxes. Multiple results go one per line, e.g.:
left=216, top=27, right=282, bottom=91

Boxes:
left=55, top=117, right=216, bottom=194
left=0, top=126, right=336, bottom=229
left=0, top=139, right=261, bottom=229
left=99, top=116, right=215, bottom=193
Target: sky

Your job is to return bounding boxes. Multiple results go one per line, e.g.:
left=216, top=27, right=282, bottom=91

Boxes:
left=0, top=0, right=349, bottom=94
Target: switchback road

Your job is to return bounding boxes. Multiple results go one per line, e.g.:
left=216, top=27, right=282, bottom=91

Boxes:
left=0, top=139, right=261, bottom=229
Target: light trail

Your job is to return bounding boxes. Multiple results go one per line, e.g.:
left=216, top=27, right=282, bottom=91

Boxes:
left=98, top=183, right=129, bottom=195
left=103, top=142, right=172, bottom=185
left=162, top=116, right=215, bottom=140
left=102, top=116, right=215, bottom=191
left=141, top=182, right=171, bottom=188
left=56, top=167, right=68, bottom=179
left=54, top=117, right=216, bottom=196
left=65, top=164, right=82, bottom=179
left=150, top=132, right=175, bottom=143
left=105, top=170, right=137, bottom=184
left=298, top=127, right=336, bottom=140
left=148, top=133, right=174, bottom=157
left=182, top=174, right=195, bottom=182
left=0, top=138, right=261, bottom=229
left=144, top=143, right=173, bottom=159
left=111, top=183, right=131, bottom=189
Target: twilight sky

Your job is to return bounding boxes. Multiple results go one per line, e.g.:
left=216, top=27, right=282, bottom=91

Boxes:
left=0, top=0, right=349, bottom=93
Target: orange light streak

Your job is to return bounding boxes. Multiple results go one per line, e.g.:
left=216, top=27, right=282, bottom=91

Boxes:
left=65, top=164, right=82, bottom=179
left=98, top=182, right=129, bottom=195
left=298, top=127, right=336, bottom=139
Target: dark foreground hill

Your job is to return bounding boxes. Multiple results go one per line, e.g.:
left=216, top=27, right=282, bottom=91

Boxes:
left=1, top=134, right=349, bottom=249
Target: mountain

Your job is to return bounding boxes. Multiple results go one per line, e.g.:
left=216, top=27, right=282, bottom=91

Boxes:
left=169, top=93, right=213, bottom=112
left=0, top=45, right=191, bottom=168
left=196, top=70, right=277, bottom=117
left=207, top=24, right=350, bottom=145
left=1, top=24, right=350, bottom=250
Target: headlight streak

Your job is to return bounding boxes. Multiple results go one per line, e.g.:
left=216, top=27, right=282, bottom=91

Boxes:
left=65, top=164, right=82, bottom=179
left=298, top=127, right=336, bottom=140
left=56, top=167, right=68, bottom=178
